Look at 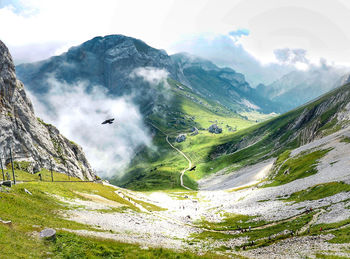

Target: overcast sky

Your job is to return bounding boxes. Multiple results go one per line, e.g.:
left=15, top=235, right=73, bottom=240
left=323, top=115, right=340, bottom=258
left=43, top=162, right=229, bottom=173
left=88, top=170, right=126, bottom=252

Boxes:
left=1, top=0, right=350, bottom=66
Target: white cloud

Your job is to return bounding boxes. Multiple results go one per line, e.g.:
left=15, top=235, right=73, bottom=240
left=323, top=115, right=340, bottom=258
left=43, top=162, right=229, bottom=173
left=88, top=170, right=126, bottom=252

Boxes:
left=28, top=77, right=152, bottom=177
left=2, top=0, right=350, bottom=69
left=130, top=67, right=173, bottom=104
left=130, top=67, right=169, bottom=85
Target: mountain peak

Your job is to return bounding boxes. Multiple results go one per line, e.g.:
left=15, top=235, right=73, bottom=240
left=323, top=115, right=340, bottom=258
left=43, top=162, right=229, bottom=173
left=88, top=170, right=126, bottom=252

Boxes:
left=68, top=34, right=162, bottom=56
left=0, top=40, right=16, bottom=83
left=171, top=52, right=219, bottom=71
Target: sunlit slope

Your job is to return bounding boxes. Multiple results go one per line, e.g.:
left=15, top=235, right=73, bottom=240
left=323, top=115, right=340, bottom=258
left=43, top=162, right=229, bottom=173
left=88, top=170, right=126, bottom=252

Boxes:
left=112, top=78, right=350, bottom=190
left=0, top=168, right=220, bottom=258
left=110, top=79, right=271, bottom=190
left=195, top=82, right=350, bottom=180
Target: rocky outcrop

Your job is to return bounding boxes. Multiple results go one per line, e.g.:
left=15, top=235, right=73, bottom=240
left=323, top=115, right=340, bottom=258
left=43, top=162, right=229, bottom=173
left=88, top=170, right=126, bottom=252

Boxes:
left=0, top=41, right=95, bottom=180
left=190, top=127, right=198, bottom=136
left=175, top=134, right=186, bottom=143
left=208, top=124, right=222, bottom=134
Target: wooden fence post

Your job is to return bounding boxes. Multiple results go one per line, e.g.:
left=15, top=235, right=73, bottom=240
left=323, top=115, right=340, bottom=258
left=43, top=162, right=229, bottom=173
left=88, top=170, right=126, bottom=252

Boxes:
left=50, top=159, right=53, bottom=182
left=0, top=154, right=4, bottom=181
left=9, top=147, right=16, bottom=185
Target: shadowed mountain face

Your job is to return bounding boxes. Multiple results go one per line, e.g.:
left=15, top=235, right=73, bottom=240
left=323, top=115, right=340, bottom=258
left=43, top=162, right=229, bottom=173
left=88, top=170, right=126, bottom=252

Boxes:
left=16, top=34, right=278, bottom=114
left=0, top=40, right=95, bottom=180
left=256, top=65, right=346, bottom=112
left=171, top=52, right=283, bottom=113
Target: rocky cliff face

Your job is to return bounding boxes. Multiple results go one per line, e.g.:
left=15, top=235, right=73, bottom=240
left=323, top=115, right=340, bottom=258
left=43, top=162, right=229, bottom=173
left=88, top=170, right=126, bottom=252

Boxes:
left=0, top=41, right=95, bottom=180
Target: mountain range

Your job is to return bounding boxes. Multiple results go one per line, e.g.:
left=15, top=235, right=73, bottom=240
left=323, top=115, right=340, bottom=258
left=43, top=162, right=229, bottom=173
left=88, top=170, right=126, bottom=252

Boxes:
left=13, top=34, right=350, bottom=187
left=16, top=35, right=281, bottom=115
left=2, top=34, right=350, bottom=258
left=257, top=64, right=347, bottom=112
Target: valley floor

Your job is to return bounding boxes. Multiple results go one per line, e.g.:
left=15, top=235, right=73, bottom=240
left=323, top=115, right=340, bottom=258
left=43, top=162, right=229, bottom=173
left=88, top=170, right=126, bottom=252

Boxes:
left=54, top=127, right=350, bottom=258
left=2, top=126, right=350, bottom=258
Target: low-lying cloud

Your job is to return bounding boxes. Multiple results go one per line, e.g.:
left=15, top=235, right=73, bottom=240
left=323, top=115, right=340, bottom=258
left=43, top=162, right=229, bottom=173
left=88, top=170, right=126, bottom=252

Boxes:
left=28, top=76, right=152, bottom=178
left=274, top=48, right=309, bottom=64
left=130, top=67, right=169, bottom=85
left=130, top=66, right=172, bottom=104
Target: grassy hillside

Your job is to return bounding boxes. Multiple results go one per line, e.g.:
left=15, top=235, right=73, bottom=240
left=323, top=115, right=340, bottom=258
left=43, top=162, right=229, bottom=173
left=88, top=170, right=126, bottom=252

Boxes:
left=114, top=82, right=350, bottom=190
left=110, top=78, right=271, bottom=190
left=0, top=168, right=224, bottom=258
left=195, top=82, right=350, bottom=180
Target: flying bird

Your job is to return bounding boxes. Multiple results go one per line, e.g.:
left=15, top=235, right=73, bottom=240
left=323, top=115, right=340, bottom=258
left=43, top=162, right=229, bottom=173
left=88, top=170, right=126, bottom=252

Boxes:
left=101, top=118, right=115, bottom=125
left=189, top=165, right=196, bottom=171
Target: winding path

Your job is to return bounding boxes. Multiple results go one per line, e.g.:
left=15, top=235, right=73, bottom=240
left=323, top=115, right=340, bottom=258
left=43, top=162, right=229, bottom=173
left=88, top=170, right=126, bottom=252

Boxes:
left=148, top=122, right=193, bottom=190
left=165, top=136, right=192, bottom=190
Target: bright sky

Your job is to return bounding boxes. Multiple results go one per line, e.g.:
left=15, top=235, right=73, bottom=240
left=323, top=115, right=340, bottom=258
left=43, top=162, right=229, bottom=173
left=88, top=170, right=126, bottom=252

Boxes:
left=1, top=0, right=350, bottom=65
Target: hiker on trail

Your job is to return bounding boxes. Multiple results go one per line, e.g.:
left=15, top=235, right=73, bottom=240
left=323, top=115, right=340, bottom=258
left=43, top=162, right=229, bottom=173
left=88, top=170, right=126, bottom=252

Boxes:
left=38, top=173, right=42, bottom=181
left=6, top=172, right=10, bottom=180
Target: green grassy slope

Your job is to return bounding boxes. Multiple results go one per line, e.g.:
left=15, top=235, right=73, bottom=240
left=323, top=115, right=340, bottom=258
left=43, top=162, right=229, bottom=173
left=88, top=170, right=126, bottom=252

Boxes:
left=110, top=78, right=270, bottom=190
left=113, top=79, right=350, bottom=191
left=197, top=82, right=350, bottom=180
left=0, top=169, right=224, bottom=258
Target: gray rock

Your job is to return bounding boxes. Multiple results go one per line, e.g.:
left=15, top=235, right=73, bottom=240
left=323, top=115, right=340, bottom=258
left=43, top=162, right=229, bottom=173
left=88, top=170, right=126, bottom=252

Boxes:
left=1, top=180, right=12, bottom=187
left=208, top=124, right=222, bottom=134
left=190, top=127, right=198, bottom=136
left=175, top=134, right=186, bottom=143
left=191, top=131, right=198, bottom=136
left=40, top=228, right=56, bottom=240
left=0, top=41, right=95, bottom=181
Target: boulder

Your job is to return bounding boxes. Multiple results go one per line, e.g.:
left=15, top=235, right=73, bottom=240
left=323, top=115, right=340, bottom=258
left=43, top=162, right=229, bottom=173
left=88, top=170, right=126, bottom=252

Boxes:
left=39, top=228, right=56, bottom=240
left=190, top=127, right=199, bottom=136
left=208, top=124, right=222, bottom=134
left=175, top=134, right=186, bottom=143
left=1, top=181, right=12, bottom=187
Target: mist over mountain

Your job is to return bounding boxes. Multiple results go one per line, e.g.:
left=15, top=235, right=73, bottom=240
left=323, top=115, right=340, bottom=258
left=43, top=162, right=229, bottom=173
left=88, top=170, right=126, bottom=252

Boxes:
left=17, top=35, right=277, bottom=113
left=172, top=33, right=350, bottom=113
left=0, top=40, right=95, bottom=180
left=15, top=35, right=281, bottom=176
left=257, top=63, right=348, bottom=112
left=171, top=34, right=295, bottom=87
left=16, top=34, right=350, bottom=177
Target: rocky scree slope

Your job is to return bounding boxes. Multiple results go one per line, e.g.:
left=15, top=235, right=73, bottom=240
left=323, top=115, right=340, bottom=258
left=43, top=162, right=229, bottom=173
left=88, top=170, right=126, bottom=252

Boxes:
left=0, top=41, right=95, bottom=180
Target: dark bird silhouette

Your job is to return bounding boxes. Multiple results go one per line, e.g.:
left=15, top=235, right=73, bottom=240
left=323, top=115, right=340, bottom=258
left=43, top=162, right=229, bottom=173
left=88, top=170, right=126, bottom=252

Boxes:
left=189, top=165, right=196, bottom=171
left=102, top=118, right=115, bottom=125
